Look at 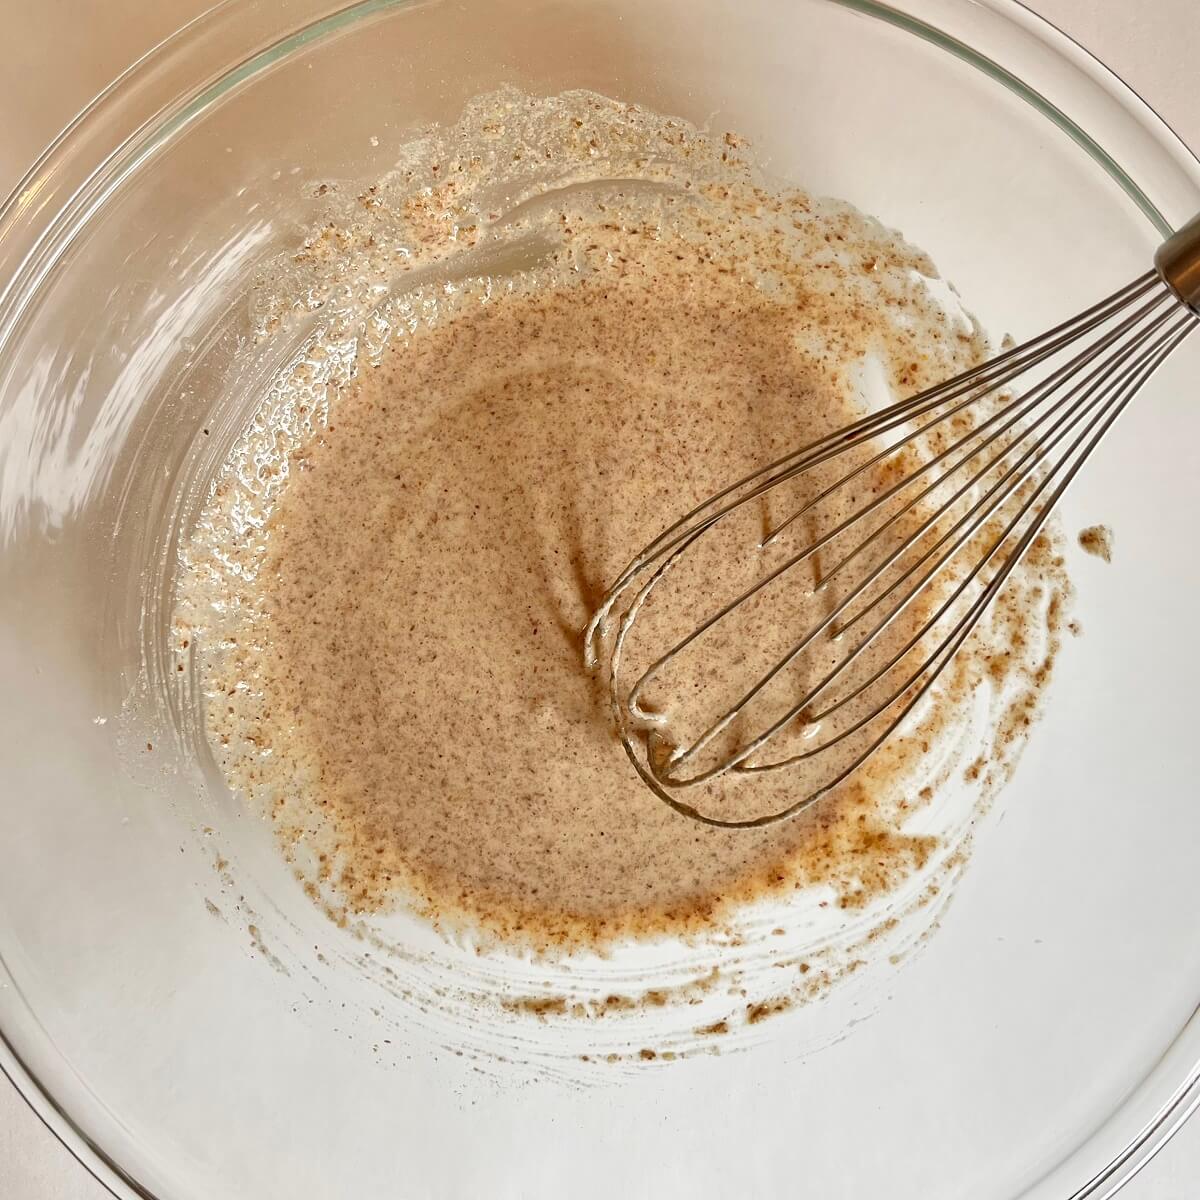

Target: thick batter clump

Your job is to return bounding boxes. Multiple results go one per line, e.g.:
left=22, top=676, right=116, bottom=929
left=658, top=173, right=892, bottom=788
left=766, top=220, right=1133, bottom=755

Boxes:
left=177, top=89, right=1068, bottom=950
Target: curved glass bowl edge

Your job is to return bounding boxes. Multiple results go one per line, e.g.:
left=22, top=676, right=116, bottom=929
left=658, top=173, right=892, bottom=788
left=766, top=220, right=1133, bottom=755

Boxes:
left=0, top=2, right=1197, bottom=1199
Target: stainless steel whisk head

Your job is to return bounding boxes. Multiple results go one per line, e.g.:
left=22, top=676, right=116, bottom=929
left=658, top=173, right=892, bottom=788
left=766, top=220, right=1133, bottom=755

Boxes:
left=585, top=215, right=1200, bottom=828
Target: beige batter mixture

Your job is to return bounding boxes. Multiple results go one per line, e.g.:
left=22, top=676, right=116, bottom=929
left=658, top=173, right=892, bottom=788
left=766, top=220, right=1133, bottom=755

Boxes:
left=177, top=90, right=1068, bottom=950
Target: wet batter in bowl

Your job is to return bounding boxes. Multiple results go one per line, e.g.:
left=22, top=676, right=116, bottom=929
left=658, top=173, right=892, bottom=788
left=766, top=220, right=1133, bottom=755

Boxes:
left=176, top=89, right=1069, bottom=950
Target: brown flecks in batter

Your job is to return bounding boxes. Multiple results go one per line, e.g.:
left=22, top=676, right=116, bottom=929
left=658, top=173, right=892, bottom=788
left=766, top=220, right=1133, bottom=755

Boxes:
left=1078, top=524, right=1113, bottom=563
left=179, top=88, right=1072, bottom=960
left=247, top=923, right=288, bottom=975
left=746, top=996, right=793, bottom=1025
left=595, top=994, right=637, bottom=1016
left=202, top=256, right=956, bottom=947
left=501, top=995, right=568, bottom=1020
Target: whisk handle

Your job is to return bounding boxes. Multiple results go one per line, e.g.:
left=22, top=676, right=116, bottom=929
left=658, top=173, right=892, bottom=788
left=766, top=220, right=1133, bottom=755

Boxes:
left=1155, top=212, right=1200, bottom=312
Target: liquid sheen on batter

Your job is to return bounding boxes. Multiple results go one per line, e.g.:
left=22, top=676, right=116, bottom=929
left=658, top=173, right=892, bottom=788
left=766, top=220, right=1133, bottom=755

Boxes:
left=177, top=90, right=1068, bottom=950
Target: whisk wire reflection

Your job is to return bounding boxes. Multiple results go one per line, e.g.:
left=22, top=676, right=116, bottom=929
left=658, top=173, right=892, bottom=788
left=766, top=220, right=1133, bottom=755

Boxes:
left=585, top=266, right=1197, bottom=829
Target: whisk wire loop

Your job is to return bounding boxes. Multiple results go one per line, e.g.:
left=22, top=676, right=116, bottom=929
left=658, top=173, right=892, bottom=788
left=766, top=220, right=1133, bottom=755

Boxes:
left=588, top=239, right=1200, bottom=829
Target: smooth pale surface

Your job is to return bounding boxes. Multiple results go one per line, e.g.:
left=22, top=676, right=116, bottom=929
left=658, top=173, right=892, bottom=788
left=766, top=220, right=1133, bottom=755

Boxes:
left=0, top=0, right=1196, bottom=1197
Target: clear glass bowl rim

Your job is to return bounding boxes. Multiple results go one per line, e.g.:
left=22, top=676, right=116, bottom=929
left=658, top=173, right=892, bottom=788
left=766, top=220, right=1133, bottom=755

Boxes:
left=0, top=2, right=1198, bottom=1198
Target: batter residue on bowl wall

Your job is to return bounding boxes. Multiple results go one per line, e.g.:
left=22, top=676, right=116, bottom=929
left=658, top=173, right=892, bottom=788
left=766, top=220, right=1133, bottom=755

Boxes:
left=175, top=89, right=1069, bottom=968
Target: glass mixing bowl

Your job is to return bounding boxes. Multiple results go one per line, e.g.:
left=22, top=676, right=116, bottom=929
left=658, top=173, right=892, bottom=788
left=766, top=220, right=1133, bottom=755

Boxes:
left=1, top=1, right=1198, bottom=1196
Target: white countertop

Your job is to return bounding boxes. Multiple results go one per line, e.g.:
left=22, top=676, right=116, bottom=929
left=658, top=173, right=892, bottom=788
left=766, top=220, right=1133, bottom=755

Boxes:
left=1, top=0, right=1197, bottom=1195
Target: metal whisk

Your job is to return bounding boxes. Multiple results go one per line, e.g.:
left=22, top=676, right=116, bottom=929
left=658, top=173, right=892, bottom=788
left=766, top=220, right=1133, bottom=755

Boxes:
left=585, top=215, right=1200, bottom=828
